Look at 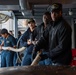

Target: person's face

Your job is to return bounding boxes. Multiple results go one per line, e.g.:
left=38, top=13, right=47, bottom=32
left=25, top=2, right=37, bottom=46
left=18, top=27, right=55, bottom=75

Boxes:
left=43, top=14, right=51, bottom=24
left=28, top=22, right=35, bottom=29
left=51, top=10, right=62, bottom=21
left=9, top=32, right=12, bottom=35
left=1, top=33, right=7, bottom=38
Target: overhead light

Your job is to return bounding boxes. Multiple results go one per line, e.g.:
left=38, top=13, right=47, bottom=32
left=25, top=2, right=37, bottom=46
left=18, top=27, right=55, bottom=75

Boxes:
left=21, top=12, right=25, bottom=16
left=69, top=9, right=73, bottom=16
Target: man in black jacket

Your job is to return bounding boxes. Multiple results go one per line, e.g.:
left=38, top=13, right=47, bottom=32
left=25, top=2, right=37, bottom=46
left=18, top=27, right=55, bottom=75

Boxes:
left=32, top=12, right=52, bottom=65
left=33, top=3, right=72, bottom=65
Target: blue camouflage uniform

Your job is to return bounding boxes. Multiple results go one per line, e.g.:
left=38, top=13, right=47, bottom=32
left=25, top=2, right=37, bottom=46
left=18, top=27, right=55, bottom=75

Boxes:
left=1, top=34, right=16, bottom=67
left=20, top=28, right=35, bottom=65
left=0, top=36, right=3, bottom=67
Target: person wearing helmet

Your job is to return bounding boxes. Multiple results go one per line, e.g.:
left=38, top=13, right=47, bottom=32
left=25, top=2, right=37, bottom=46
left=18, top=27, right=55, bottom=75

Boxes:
left=32, top=3, right=72, bottom=65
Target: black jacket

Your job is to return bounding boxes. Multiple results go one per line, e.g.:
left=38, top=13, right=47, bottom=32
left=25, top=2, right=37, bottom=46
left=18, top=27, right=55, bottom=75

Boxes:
left=33, top=23, right=45, bottom=40
left=33, top=23, right=51, bottom=51
left=34, top=17, right=72, bottom=65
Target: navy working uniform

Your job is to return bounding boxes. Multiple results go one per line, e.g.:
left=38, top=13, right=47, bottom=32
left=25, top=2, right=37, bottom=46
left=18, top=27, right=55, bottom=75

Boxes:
left=0, top=37, right=3, bottom=45
left=20, top=28, right=35, bottom=65
left=1, top=34, right=16, bottom=67
left=0, top=36, right=3, bottom=67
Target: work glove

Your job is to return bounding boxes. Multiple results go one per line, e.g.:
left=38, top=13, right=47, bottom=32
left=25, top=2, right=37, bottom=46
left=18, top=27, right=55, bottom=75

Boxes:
left=40, top=54, right=48, bottom=61
left=32, top=48, right=37, bottom=60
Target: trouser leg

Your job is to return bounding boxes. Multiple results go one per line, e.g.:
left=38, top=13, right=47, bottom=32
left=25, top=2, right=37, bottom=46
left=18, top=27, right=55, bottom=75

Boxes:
left=6, top=52, right=14, bottom=67
left=1, top=52, right=6, bottom=67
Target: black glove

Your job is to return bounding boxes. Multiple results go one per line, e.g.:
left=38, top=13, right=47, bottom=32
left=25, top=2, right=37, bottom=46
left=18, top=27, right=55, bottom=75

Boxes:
left=40, top=54, right=48, bottom=61
left=32, top=45, right=40, bottom=60
left=32, top=48, right=37, bottom=60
